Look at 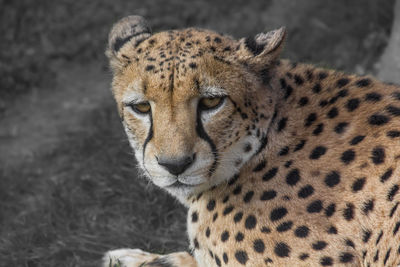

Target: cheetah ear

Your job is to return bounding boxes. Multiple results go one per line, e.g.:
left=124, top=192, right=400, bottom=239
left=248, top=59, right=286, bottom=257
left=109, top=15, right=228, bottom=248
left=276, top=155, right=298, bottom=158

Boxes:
left=237, top=27, right=286, bottom=64
left=106, top=15, right=152, bottom=71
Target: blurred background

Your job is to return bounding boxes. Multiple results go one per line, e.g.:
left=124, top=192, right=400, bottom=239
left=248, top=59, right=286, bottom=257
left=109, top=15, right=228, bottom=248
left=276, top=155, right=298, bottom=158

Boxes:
left=0, top=0, right=399, bottom=266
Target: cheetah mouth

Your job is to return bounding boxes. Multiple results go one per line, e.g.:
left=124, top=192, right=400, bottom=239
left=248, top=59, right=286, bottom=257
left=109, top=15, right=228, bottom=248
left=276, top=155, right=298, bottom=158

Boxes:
left=166, top=181, right=199, bottom=189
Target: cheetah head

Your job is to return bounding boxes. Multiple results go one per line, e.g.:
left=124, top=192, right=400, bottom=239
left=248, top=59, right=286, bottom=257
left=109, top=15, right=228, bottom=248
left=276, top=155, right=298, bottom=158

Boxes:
left=106, top=16, right=286, bottom=202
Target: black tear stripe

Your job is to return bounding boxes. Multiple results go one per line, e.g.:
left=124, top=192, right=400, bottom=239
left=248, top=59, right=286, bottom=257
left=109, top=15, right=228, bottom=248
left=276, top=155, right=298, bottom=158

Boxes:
left=196, top=108, right=218, bottom=176
left=142, top=112, right=154, bottom=164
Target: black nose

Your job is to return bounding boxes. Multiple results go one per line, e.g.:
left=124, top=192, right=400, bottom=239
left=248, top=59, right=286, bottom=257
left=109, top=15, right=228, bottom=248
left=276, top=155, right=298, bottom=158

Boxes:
left=157, top=154, right=195, bottom=176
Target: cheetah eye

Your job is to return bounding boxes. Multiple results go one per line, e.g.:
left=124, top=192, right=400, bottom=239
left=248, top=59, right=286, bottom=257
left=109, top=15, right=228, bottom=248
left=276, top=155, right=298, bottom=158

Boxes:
left=199, top=97, right=225, bottom=111
left=128, top=101, right=151, bottom=114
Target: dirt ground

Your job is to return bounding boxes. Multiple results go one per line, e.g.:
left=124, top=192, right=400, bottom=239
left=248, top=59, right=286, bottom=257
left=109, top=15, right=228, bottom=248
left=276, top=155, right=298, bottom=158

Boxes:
left=0, top=0, right=396, bottom=266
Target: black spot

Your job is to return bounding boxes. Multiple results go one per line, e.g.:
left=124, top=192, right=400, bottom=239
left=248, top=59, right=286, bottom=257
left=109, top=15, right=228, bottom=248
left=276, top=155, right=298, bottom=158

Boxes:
left=307, top=200, right=323, bottom=213
left=191, top=211, right=198, bottom=222
left=261, top=190, right=277, bottom=201
left=243, top=143, right=252, bottom=152
left=363, top=230, right=372, bottom=243
left=340, top=253, right=354, bottom=263
left=233, top=185, right=242, bottom=195
left=327, top=107, right=339, bottom=118
left=215, top=255, right=221, bottom=266
left=233, top=212, right=243, bottom=223
left=286, top=168, right=301, bottom=186
left=299, top=253, right=309, bottom=260
left=352, top=177, right=366, bottom=192
left=312, top=83, right=322, bottom=93
left=393, top=221, right=400, bottom=235
left=263, top=167, right=278, bottom=182
left=343, top=203, right=355, bottom=221
left=346, top=98, right=360, bottom=112
left=274, top=242, right=290, bottom=257
left=221, top=231, right=229, bottom=242
left=145, top=65, right=155, bottom=71
left=235, top=232, right=244, bottom=242
left=277, top=117, right=288, bottom=132
left=387, top=130, right=400, bottom=138
left=341, top=149, right=355, bottom=164
left=280, top=78, right=287, bottom=89
left=278, top=146, right=289, bottom=156
left=276, top=221, right=293, bottom=232
left=234, top=250, right=248, bottom=265
left=318, top=72, right=328, bottom=80
left=365, top=92, right=382, bottom=102
left=294, top=226, right=309, bottom=238
left=371, top=146, right=385, bottom=165
left=383, top=249, right=391, bottom=265
left=223, top=205, right=234, bottom=215
left=253, top=239, right=265, bottom=253
left=293, top=74, right=303, bottom=85
left=193, top=237, right=199, bottom=249
left=294, top=140, right=306, bottom=151
left=245, top=215, right=257, bottom=229
left=223, top=253, right=228, bottom=264
left=337, top=78, right=350, bottom=88
left=298, top=97, right=309, bottom=106
left=319, top=100, right=328, bottom=107
left=243, top=191, right=254, bottom=203
left=305, top=113, right=317, bottom=127
left=325, top=203, right=336, bottom=217
left=356, top=78, right=371, bottom=87
left=310, top=146, right=327, bottom=160
left=205, top=227, right=210, bottom=237
left=270, top=207, right=288, bottom=221
left=245, top=36, right=264, bottom=56
left=381, top=168, right=393, bottom=183
left=284, top=160, right=293, bottom=168
left=212, top=212, right=218, bottom=222
left=374, top=250, right=379, bottom=262
left=214, top=37, right=222, bottom=43
left=386, top=105, right=400, bottom=116
left=313, top=123, right=324, bottom=135
left=298, top=185, right=314, bottom=198
left=207, top=200, right=216, bottom=211
left=369, top=114, right=390, bottom=125
left=328, top=226, right=338, bottom=234
left=312, top=241, right=327, bottom=250
left=337, top=89, right=348, bottom=98
left=228, top=174, right=239, bottom=186
left=388, top=185, right=399, bottom=201
left=222, top=195, right=229, bottom=203
left=253, top=161, right=266, bottom=172
left=345, top=239, right=355, bottom=248
left=324, top=171, right=341, bottom=188
left=320, top=256, right=333, bottom=266
left=362, top=199, right=374, bottom=215
left=350, top=135, right=365, bottom=145
left=390, top=202, right=399, bottom=217
left=261, top=226, right=271, bottom=233
left=376, top=230, right=383, bottom=245
left=189, top=62, right=197, bottom=69
left=334, top=122, right=349, bottom=134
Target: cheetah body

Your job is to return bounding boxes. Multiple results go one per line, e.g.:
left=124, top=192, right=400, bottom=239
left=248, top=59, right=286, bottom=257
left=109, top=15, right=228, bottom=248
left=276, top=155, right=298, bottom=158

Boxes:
left=104, top=16, right=400, bottom=267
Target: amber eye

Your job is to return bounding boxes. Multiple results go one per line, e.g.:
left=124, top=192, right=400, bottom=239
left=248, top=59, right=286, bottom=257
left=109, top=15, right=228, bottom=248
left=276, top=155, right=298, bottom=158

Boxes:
left=128, top=102, right=151, bottom=114
left=199, top=97, right=225, bottom=111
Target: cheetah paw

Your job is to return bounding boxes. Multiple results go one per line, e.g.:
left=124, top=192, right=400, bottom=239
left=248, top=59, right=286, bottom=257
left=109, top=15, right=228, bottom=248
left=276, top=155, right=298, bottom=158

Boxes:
left=103, top=248, right=160, bottom=267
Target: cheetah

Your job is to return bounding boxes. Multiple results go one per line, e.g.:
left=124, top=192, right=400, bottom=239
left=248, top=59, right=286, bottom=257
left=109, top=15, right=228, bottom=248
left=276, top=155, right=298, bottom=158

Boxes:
left=103, top=15, right=400, bottom=267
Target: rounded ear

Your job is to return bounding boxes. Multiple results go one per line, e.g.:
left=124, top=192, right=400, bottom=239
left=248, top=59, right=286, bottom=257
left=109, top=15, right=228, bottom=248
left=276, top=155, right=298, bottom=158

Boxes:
left=106, top=15, right=152, bottom=70
left=236, top=27, right=286, bottom=64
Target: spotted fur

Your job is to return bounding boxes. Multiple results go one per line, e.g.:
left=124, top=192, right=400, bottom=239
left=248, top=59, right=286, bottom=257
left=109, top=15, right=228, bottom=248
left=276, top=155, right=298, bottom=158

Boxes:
left=104, top=16, right=400, bottom=267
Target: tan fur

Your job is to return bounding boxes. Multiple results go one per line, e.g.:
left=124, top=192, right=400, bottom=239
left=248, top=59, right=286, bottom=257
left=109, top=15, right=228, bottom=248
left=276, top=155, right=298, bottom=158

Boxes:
left=104, top=16, right=400, bottom=267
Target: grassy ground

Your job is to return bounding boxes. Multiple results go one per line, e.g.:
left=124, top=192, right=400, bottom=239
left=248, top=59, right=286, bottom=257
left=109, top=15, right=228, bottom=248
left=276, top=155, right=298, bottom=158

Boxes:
left=0, top=0, right=395, bottom=266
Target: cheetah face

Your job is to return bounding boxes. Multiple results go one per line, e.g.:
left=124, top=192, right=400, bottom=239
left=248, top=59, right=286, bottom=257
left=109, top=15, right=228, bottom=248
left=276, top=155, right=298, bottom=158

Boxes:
left=107, top=16, right=285, bottom=202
